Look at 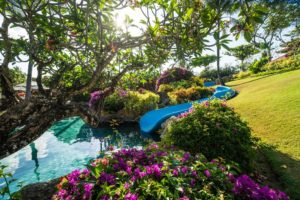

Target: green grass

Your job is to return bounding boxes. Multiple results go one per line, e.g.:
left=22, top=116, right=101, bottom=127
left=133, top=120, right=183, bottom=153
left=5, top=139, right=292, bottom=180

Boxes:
left=227, top=70, right=300, bottom=198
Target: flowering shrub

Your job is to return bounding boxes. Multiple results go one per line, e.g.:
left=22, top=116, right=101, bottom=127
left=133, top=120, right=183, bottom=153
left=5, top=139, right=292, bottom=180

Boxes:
left=263, top=54, right=300, bottom=72
left=233, top=175, right=289, bottom=200
left=168, top=86, right=214, bottom=104
left=155, top=67, right=193, bottom=90
left=162, top=99, right=254, bottom=169
left=53, top=144, right=289, bottom=200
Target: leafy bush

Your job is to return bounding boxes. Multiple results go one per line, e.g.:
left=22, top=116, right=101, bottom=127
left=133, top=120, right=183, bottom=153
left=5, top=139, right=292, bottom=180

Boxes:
left=161, top=100, right=254, bottom=169
left=53, top=144, right=289, bottom=200
left=200, top=67, right=238, bottom=81
left=249, top=57, right=269, bottom=74
left=103, top=90, right=127, bottom=113
left=120, top=69, right=160, bottom=91
left=124, top=90, right=160, bottom=117
left=263, top=54, right=300, bottom=72
left=157, top=77, right=204, bottom=93
left=156, top=67, right=193, bottom=90
left=157, top=84, right=175, bottom=93
left=89, top=89, right=159, bottom=117
left=168, top=86, right=214, bottom=104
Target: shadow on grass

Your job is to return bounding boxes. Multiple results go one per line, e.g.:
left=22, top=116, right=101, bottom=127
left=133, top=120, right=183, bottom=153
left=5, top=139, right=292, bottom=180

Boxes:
left=255, top=143, right=300, bottom=199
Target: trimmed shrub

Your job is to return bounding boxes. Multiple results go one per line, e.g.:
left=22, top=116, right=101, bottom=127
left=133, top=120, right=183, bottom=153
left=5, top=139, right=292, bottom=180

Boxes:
left=53, top=144, right=289, bottom=200
left=161, top=100, right=254, bottom=169
left=168, top=86, right=214, bottom=104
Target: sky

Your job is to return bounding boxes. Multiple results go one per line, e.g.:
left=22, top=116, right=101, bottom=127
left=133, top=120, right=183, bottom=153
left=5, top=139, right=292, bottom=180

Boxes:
left=0, top=5, right=287, bottom=78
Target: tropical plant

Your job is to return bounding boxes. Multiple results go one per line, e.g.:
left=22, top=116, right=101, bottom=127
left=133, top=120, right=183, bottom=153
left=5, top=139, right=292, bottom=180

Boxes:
left=52, top=144, right=289, bottom=200
left=0, top=163, right=21, bottom=200
left=162, top=100, right=254, bottom=170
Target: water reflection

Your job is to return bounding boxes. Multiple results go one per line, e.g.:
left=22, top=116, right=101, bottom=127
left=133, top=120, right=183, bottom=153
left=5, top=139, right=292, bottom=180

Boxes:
left=0, top=117, right=158, bottom=198
left=30, top=143, right=40, bottom=181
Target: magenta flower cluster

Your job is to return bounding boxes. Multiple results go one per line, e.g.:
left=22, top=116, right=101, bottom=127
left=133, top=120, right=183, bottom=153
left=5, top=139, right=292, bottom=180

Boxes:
left=88, top=90, right=105, bottom=108
left=233, top=175, right=289, bottom=200
left=177, top=107, right=194, bottom=119
left=53, top=144, right=289, bottom=200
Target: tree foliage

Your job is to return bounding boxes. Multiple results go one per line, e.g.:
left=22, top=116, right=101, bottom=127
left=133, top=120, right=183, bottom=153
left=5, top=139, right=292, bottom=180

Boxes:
left=225, top=44, right=259, bottom=71
left=251, top=0, right=300, bottom=60
left=9, top=67, right=26, bottom=86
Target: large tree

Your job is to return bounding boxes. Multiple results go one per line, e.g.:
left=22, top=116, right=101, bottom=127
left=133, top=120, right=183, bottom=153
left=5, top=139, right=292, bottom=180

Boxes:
left=0, top=0, right=151, bottom=157
left=0, top=0, right=264, bottom=158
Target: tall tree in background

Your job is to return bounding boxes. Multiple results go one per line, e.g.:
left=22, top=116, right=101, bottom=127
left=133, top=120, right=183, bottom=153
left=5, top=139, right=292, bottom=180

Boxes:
left=204, top=0, right=265, bottom=85
left=251, top=0, right=300, bottom=61
left=225, top=44, right=259, bottom=71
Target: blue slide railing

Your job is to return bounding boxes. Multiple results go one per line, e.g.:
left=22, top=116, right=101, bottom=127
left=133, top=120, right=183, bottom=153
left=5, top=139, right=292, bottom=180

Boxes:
left=139, top=86, right=235, bottom=134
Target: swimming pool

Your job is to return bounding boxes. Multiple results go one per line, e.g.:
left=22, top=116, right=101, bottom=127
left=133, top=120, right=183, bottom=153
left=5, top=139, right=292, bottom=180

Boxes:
left=0, top=117, right=157, bottom=198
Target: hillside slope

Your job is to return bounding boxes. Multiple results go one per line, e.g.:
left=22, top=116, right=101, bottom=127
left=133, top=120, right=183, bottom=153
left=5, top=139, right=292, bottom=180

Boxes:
left=227, top=70, right=300, bottom=198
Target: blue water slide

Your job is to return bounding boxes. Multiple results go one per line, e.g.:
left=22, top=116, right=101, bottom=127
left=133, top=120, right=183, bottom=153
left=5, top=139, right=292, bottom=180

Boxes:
left=139, top=86, right=235, bottom=134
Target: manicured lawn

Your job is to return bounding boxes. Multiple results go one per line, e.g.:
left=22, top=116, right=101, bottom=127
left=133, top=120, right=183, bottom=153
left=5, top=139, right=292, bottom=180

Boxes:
left=227, top=70, right=300, bottom=198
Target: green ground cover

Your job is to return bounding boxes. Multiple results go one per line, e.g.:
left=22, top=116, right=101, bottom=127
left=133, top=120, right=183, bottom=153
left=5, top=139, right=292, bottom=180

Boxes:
left=227, top=70, right=300, bottom=198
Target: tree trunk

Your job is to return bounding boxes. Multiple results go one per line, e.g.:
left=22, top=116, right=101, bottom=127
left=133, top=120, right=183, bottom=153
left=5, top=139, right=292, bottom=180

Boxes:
left=0, top=67, right=19, bottom=108
left=216, top=18, right=225, bottom=86
left=0, top=17, right=19, bottom=108
left=267, top=47, right=272, bottom=61
left=25, top=59, right=34, bottom=100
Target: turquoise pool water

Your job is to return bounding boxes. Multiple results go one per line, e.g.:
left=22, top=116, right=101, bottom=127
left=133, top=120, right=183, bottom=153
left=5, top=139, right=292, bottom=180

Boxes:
left=0, top=117, right=157, bottom=198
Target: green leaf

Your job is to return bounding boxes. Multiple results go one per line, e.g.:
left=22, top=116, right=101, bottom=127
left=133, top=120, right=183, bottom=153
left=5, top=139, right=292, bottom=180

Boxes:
left=251, top=16, right=264, bottom=24
left=184, top=8, right=194, bottom=21
left=220, top=34, right=230, bottom=40
left=221, top=44, right=231, bottom=51
left=244, top=31, right=252, bottom=42
left=235, top=32, right=240, bottom=40
left=213, top=31, right=219, bottom=40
